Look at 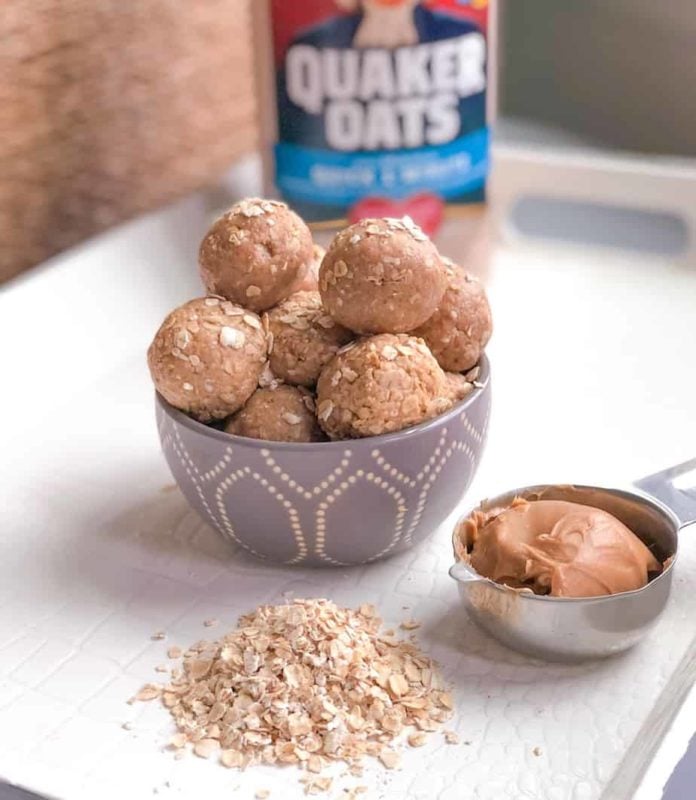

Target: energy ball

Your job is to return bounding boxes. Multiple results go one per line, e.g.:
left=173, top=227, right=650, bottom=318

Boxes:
left=319, top=217, right=446, bottom=334
left=199, top=198, right=314, bottom=313
left=225, top=385, right=324, bottom=443
left=316, top=334, right=451, bottom=439
left=147, top=297, right=267, bottom=421
left=267, top=291, right=353, bottom=387
left=413, top=260, right=492, bottom=372
left=291, top=243, right=325, bottom=293
left=446, top=372, right=475, bottom=404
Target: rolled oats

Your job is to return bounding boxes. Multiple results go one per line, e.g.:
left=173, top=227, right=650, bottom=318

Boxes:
left=407, top=732, right=427, bottom=748
left=137, top=600, right=453, bottom=785
left=135, top=684, right=162, bottom=702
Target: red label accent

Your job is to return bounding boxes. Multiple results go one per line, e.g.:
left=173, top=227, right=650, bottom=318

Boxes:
left=349, top=192, right=445, bottom=236
left=270, top=0, right=486, bottom=63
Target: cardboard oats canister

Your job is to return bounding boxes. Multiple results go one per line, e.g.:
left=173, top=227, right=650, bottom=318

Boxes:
left=253, top=0, right=496, bottom=270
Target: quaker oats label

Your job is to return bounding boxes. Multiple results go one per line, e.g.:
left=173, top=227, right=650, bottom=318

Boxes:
left=270, top=0, right=490, bottom=230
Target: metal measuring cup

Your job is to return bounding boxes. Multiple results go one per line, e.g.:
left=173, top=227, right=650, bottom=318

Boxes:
left=448, top=459, right=696, bottom=662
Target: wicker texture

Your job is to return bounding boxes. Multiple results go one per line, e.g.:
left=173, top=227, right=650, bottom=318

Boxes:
left=0, top=0, right=257, bottom=283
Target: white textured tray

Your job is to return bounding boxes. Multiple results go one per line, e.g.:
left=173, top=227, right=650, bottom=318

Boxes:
left=2, top=193, right=696, bottom=800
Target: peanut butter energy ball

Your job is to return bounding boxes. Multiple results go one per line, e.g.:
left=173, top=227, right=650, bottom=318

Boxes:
left=199, top=198, right=314, bottom=312
left=413, top=260, right=492, bottom=372
left=316, top=334, right=451, bottom=439
left=445, top=372, right=475, bottom=404
left=291, top=243, right=325, bottom=293
left=268, top=291, right=353, bottom=387
left=148, top=297, right=267, bottom=421
left=225, top=385, right=324, bottom=443
left=319, top=217, right=446, bottom=334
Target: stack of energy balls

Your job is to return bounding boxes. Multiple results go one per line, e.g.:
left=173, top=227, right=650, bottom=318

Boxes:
left=148, top=198, right=492, bottom=443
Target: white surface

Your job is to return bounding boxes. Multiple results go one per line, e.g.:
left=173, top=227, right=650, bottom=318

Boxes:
left=1, top=194, right=696, bottom=800
left=492, top=143, right=696, bottom=264
left=634, top=689, right=696, bottom=800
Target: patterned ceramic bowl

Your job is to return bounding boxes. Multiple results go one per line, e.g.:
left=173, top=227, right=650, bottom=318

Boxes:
left=155, top=355, right=491, bottom=567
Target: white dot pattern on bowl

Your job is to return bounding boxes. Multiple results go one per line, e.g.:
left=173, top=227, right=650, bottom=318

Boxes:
left=157, top=392, right=490, bottom=567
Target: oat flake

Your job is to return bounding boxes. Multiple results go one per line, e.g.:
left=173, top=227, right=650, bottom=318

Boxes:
left=220, top=327, right=245, bottom=349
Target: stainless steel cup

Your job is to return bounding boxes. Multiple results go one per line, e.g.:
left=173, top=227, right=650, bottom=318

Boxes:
left=449, top=460, right=696, bottom=662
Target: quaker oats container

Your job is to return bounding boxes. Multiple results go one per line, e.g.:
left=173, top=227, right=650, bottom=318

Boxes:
left=155, top=356, right=490, bottom=567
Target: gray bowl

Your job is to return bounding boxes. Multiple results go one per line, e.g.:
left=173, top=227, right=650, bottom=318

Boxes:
left=155, top=355, right=491, bottom=567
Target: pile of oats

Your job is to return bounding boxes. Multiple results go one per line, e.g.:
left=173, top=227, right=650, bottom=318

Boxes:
left=137, top=599, right=453, bottom=780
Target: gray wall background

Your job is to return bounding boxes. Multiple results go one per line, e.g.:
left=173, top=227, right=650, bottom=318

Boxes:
left=500, top=0, right=696, bottom=157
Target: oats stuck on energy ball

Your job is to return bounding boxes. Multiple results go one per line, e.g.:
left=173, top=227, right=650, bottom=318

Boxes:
left=291, top=243, right=325, bottom=294
left=199, top=198, right=314, bottom=313
left=319, top=217, right=446, bottom=334
left=147, top=297, right=267, bottom=421
left=225, top=385, right=324, bottom=443
left=267, top=291, right=354, bottom=387
left=316, top=334, right=451, bottom=439
left=413, top=260, right=492, bottom=372
left=445, top=371, right=475, bottom=404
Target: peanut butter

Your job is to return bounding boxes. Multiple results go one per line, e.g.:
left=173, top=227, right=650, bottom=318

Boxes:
left=459, top=498, right=662, bottom=598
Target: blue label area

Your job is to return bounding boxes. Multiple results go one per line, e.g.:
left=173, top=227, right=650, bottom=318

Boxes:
left=275, top=128, right=488, bottom=207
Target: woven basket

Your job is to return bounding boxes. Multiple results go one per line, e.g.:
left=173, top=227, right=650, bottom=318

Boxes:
left=0, top=0, right=257, bottom=283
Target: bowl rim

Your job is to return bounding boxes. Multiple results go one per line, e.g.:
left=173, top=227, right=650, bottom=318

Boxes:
left=157, top=354, right=490, bottom=452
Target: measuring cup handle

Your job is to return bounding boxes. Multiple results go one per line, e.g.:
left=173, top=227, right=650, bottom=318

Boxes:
left=448, top=561, right=486, bottom=584
left=634, top=458, right=696, bottom=528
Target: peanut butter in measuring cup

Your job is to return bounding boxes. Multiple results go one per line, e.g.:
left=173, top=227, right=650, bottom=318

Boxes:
left=253, top=0, right=496, bottom=280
